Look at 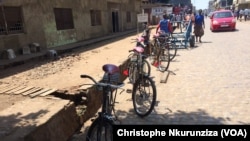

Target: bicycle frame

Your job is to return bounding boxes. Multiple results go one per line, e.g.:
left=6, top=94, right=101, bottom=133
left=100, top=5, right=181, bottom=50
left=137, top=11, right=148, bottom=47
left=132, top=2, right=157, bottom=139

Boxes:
left=127, top=46, right=150, bottom=83
left=83, top=64, right=125, bottom=141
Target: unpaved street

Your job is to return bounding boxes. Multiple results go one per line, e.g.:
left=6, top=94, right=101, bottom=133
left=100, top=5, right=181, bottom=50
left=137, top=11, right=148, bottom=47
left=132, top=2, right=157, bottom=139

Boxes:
left=0, top=31, right=142, bottom=111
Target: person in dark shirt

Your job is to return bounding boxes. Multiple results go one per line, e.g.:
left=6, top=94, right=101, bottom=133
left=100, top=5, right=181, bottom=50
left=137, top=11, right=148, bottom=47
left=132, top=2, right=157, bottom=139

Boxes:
left=194, top=9, right=205, bottom=43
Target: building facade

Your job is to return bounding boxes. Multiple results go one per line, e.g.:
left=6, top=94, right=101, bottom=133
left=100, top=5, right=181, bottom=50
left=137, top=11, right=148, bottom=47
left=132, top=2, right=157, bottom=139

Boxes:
left=0, top=0, right=141, bottom=57
left=233, top=0, right=250, bottom=10
left=213, top=0, right=250, bottom=10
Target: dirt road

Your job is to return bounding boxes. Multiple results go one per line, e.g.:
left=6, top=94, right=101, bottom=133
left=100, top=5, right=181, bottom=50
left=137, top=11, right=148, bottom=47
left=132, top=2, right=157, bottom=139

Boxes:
left=0, top=30, right=143, bottom=111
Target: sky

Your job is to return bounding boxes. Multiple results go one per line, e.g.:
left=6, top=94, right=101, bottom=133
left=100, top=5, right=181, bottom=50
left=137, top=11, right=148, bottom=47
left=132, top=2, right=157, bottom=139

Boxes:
left=191, top=0, right=210, bottom=10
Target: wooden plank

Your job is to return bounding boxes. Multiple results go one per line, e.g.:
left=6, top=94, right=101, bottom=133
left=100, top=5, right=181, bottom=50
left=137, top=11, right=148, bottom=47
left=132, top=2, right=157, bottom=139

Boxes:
left=0, top=85, right=17, bottom=93
left=21, top=87, right=42, bottom=96
left=160, top=71, right=170, bottom=83
left=0, top=85, right=20, bottom=94
left=39, top=88, right=58, bottom=97
left=5, top=86, right=26, bottom=94
left=13, top=86, right=34, bottom=95
left=29, top=88, right=51, bottom=98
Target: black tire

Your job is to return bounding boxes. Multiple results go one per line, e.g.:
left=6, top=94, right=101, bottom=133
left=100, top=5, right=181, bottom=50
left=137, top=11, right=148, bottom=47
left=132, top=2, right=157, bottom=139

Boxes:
left=142, top=59, right=151, bottom=77
left=148, top=42, right=158, bottom=64
left=168, top=42, right=177, bottom=61
left=189, top=35, right=195, bottom=47
left=128, top=59, right=150, bottom=84
left=86, top=117, right=113, bottom=141
left=132, top=76, right=157, bottom=118
left=157, top=48, right=170, bottom=72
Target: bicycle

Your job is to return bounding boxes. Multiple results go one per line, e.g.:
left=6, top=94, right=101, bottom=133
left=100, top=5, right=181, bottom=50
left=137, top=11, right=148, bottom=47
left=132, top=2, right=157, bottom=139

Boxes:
left=124, top=45, right=157, bottom=118
left=150, top=31, right=177, bottom=72
left=82, top=64, right=125, bottom=141
left=127, top=37, right=151, bottom=84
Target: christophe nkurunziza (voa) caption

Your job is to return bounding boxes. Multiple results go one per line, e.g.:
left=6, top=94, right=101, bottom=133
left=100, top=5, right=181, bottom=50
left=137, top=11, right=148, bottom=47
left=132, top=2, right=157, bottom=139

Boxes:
left=116, top=128, right=248, bottom=138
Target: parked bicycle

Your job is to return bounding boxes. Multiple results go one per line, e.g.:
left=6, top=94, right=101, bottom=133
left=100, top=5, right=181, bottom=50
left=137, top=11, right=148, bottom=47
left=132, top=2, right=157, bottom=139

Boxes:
left=124, top=45, right=157, bottom=118
left=149, top=31, right=177, bottom=72
left=128, top=38, right=151, bottom=84
left=83, top=64, right=125, bottom=141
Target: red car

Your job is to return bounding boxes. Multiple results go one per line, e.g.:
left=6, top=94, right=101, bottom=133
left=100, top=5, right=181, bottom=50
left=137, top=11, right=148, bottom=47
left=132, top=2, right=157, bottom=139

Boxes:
left=210, top=10, right=236, bottom=32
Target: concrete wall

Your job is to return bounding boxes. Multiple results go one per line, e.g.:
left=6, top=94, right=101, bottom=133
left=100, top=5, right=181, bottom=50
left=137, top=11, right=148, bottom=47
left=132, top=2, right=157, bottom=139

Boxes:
left=0, top=0, right=140, bottom=56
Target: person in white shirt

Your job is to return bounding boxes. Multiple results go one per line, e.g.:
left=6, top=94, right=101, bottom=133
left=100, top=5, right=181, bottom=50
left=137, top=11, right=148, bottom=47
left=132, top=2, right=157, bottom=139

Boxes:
left=244, top=9, right=249, bottom=21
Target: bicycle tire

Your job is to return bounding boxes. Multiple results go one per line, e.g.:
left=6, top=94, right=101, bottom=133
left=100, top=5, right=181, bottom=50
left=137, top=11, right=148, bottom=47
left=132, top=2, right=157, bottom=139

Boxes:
left=157, top=47, right=170, bottom=72
left=132, top=75, right=157, bottom=118
left=128, top=59, right=151, bottom=84
left=168, top=42, right=177, bottom=61
left=148, top=42, right=158, bottom=64
left=189, top=35, right=195, bottom=47
left=86, top=117, right=113, bottom=141
left=142, top=59, right=151, bottom=77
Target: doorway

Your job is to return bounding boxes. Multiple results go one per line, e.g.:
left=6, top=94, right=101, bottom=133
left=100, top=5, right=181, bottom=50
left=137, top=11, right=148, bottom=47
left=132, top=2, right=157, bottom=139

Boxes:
left=112, top=11, right=119, bottom=33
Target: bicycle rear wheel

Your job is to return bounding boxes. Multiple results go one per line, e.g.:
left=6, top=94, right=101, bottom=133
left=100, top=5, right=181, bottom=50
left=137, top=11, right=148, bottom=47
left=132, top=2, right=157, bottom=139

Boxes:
left=157, top=48, right=170, bottom=72
left=168, top=42, right=177, bottom=61
left=86, top=117, right=113, bottom=141
left=148, top=42, right=158, bottom=64
left=132, top=75, right=156, bottom=118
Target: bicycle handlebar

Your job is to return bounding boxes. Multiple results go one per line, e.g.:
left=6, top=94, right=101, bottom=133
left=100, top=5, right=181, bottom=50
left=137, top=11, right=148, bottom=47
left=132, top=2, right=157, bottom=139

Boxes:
left=80, top=74, right=125, bottom=89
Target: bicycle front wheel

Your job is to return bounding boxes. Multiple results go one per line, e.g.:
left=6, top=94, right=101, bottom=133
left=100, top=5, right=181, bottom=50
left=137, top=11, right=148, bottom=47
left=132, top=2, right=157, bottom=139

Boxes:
left=86, top=117, right=113, bottom=141
left=158, top=48, right=170, bottom=72
left=132, top=75, right=157, bottom=118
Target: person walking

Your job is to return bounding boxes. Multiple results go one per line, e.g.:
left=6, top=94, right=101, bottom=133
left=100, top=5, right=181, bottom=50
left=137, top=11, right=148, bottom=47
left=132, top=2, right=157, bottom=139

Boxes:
left=194, top=9, right=205, bottom=43
left=244, top=9, right=249, bottom=21
left=236, top=9, right=240, bottom=20
left=239, top=9, right=244, bottom=21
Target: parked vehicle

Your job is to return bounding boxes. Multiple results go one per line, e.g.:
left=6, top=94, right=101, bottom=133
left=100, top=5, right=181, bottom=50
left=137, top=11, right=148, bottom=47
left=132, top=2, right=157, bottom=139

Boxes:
left=210, top=10, right=236, bottom=32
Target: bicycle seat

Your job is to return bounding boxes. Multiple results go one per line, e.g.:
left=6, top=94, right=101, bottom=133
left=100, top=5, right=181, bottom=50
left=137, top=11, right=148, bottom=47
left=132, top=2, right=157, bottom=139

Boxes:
left=133, top=46, right=144, bottom=53
left=102, top=64, right=120, bottom=75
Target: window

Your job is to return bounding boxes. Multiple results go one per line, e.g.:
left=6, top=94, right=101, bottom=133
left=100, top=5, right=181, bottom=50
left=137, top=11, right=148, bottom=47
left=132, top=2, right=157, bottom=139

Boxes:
left=126, top=12, right=131, bottom=23
left=90, top=10, right=102, bottom=26
left=214, top=12, right=233, bottom=18
left=54, top=8, right=74, bottom=30
left=0, top=6, right=24, bottom=35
